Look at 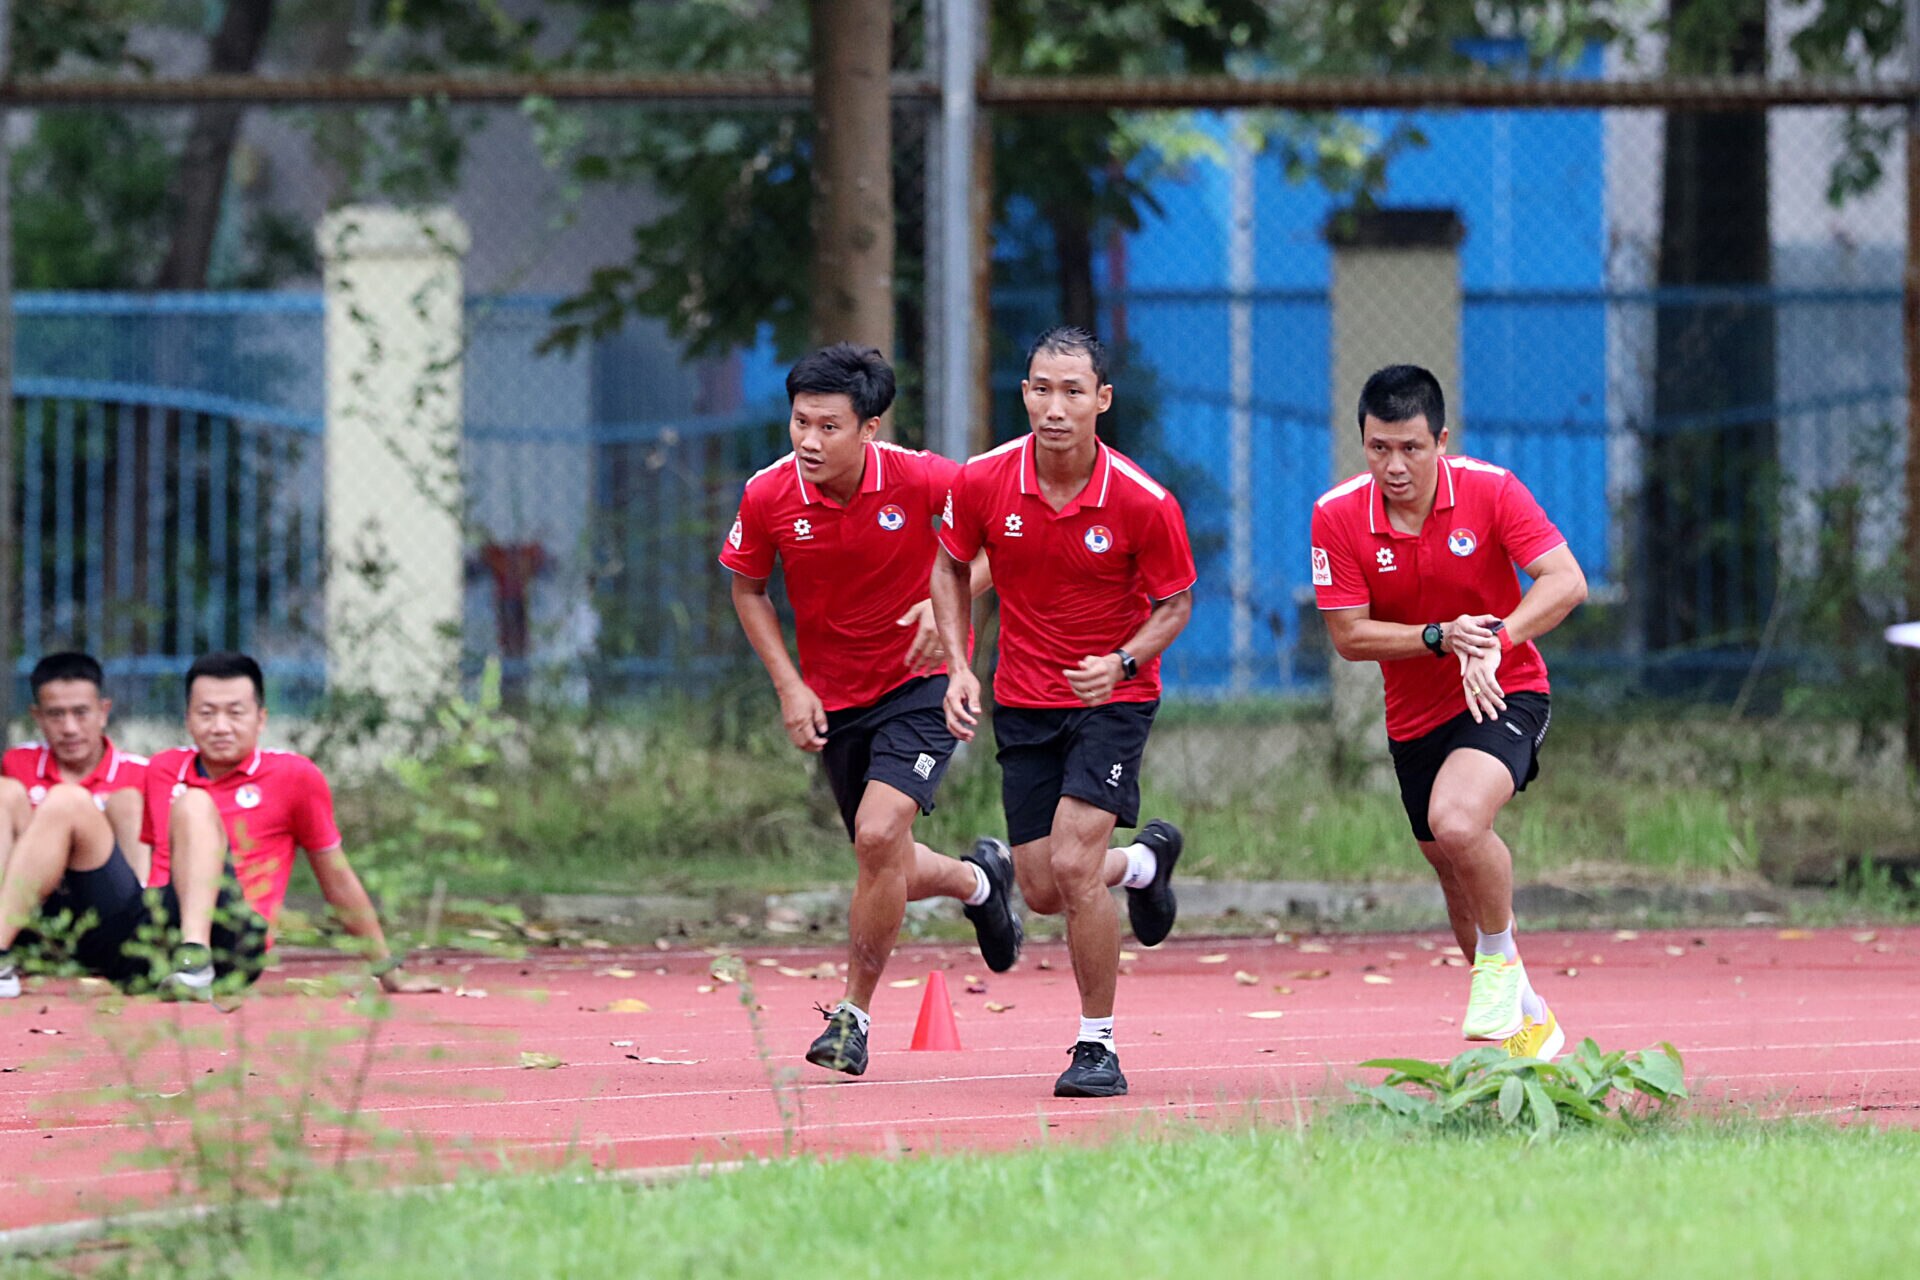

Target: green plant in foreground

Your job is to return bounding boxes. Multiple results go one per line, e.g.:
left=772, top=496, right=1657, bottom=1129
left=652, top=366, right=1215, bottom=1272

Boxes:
left=1350, top=1039, right=1688, bottom=1140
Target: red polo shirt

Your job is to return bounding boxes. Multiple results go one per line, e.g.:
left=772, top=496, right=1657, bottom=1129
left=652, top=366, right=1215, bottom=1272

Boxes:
left=939, top=436, right=1196, bottom=708
left=141, top=747, right=342, bottom=927
left=1310, top=455, right=1566, bottom=741
left=2, top=738, right=147, bottom=809
left=720, top=441, right=962, bottom=711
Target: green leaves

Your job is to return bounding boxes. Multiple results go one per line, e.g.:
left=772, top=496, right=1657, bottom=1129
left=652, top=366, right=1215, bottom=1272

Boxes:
left=1350, top=1040, right=1688, bottom=1141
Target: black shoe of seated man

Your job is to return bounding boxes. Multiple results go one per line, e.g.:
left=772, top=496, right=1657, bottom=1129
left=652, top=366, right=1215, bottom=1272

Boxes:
left=961, top=837, right=1024, bottom=974
left=1054, top=1040, right=1128, bottom=1098
left=805, top=1003, right=869, bottom=1077
left=1125, top=818, right=1184, bottom=948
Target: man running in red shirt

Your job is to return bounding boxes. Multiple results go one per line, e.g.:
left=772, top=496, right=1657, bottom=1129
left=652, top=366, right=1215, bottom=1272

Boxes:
left=139, top=651, right=438, bottom=997
left=1311, top=365, right=1588, bottom=1059
left=722, top=343, right=1021, bottom=1077
left=933, top=326, right=1194, bottom=1099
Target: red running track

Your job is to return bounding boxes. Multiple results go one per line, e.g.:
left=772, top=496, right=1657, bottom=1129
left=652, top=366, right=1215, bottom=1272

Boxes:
left=1, top=925, right=1916, bottom=1232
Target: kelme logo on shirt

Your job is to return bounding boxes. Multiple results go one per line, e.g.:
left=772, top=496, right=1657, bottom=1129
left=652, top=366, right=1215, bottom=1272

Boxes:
left=1448, top=528, right=1478, bottom=557
left=793, top=518, right=814, bottom=542
left=237, top=784, right=263, bottom=810
left=878, top=504, right=906, bottom=532
left=1003, top=514, right=1024, bottom=537
left=1083, top=524, right=1113, bottom=554
left=1376, top=548, right=1397, bottom=572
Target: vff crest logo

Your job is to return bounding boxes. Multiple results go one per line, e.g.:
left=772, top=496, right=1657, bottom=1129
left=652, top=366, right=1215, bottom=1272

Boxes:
left=1083, top=524, right=1113, bottom=554
left=878, top=504, right=906, bottom=532
left=1448, top=528, right=1477, bottom=557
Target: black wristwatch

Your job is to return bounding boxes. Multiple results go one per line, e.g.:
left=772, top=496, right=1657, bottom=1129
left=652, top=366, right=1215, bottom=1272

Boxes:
left=1113, top=649, right=1139, bottom=681
left=1421, top=622, right=1446, bottom=658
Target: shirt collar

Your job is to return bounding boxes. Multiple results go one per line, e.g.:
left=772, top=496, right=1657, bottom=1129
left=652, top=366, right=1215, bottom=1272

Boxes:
left=1368, top=460, right=1457, bottom=535
left=179, top=747, right=262, bottom=783
left=794, top=442, right=884, bottom=507
left=1018, top=436, right=1113, bottom=510
left=35, top=737, right=120, bottom=787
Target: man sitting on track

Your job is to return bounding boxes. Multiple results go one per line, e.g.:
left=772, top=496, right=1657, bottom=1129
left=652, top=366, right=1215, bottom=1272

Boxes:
left=136, top=651, right=440, bottom=998
left=721, top=343, right=1022, bottom=1077
left=1, top=651, right=151, bottom=876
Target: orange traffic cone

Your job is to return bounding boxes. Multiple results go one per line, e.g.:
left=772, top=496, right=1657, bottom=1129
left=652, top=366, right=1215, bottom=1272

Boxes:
left=908, top=970, right=962, bottom=1051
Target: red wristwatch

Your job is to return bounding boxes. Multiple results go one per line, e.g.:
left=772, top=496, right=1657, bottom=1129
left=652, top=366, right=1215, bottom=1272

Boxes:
left=1491, top=620, right=1514, bottom=653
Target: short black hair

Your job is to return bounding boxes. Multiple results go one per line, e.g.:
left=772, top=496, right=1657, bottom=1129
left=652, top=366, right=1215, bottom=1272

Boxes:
left=30, top=652, right=104, bottom=700
left=785, top=343, right=896, bottom=422
left=1357, top=364, right=1446, bottom=438
left=185, top=651, right=265, bottom=706
left=1025, top=326, right=1110, bottom=386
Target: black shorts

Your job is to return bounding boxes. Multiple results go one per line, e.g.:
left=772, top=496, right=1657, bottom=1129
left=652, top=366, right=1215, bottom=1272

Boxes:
left=993, top=700, right=1159, bottom=846
left=1388, top=691, right=1551, bottom=843
left=51, top=844, right=268, bottom=989
left=819, top=676, right=958, bottom=841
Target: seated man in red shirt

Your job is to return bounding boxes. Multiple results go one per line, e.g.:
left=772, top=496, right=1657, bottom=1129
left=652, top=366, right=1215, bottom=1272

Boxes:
left=0, top=651, right=152, bottom=876
left=139, top=651, right=438, bottom=997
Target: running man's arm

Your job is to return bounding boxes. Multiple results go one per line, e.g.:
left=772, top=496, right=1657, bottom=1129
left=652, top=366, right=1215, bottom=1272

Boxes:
left=729, top=572, right=828, bottom=752
left=931, top=545, right=982, bottom=740
left=900, top=552, right=992, bottom=673
left=306, top=844, right=441, bottom=993
left=1501, top=545, right=1588, bottom=645
left=1064, top=588, right=1193, bottom=706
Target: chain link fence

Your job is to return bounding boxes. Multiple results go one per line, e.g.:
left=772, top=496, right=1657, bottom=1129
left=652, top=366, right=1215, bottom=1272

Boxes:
left=3, top=71, right=1910, bottom=730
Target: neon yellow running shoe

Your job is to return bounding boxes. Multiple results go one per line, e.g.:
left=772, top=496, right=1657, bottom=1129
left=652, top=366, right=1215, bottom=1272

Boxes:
left=1502, top=1007, right=1566, bottom=1061
left=1462, top=951, right=1526, bottom=1041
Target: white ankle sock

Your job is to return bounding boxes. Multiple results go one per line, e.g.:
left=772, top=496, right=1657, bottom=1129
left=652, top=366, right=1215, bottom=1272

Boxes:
left=837, top=1000, right=872, bottom=1035
left=1077, top=1015, right=1114, bottom=1046
left=963, top=862, right=992, bottom=906
left=1119, top=843, right=1157, bottom=890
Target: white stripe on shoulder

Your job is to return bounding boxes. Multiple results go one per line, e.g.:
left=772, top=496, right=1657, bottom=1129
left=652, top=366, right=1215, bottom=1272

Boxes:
left=1108, top=454, right=1168, bottom=500
left=972, top=437, right=1027, bottom=463
left=1447, top=456, right=1508, bottom=476
left=873, top=441, right=924, bottom=456
left=745, top=453, right=795, bottom=485
left=1315, top=473, right=1372, bottom=507
left=120, top=753, right=150, bottom=766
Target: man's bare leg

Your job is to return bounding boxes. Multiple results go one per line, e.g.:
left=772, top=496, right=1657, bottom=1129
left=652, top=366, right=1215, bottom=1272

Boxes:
left=0, top=785, right=118, bottom=952
left=165, top=790, right=230, bottom=952
left=0, top=779, right=32, bottom=884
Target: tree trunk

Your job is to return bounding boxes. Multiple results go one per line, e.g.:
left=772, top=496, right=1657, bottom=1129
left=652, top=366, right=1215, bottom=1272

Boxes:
left=1645, top=0, right=1774, bottom=686
left=153, top=0, right=277, bottom=288
left=809, top=0, right=894, bottom=370
left=1049, top=202, right=1098, bottom=333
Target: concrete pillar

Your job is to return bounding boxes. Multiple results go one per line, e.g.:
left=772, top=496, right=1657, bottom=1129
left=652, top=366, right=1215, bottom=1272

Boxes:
left=1325, top=208, right=1465, bottom=782
left=318, top=206, right=470, bottom=713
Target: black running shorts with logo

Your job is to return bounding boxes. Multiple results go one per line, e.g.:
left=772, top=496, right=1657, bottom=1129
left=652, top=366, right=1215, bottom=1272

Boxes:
left=55, top=844, right=270, bottom=989
left=1388, top=691, right=1551, bottom=843
left=993, top=700, right=1159, bottom=846
left=820, top=675, right=958, bottom=841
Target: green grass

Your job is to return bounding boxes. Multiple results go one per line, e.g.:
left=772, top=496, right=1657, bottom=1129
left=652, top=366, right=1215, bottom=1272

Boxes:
left=24, top=1119, right=1920, bottom=1279
left=325, top=700, right=1920, bottom=902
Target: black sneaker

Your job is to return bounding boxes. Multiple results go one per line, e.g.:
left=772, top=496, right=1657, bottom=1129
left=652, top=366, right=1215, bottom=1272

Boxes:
left=1125, top=818, right=1184, bottom=947
left=1054, top=1040, right=1128, bottom=1098
left=961, top=837, right=1024, bottom=974
left=805, top=1003, right=869, bottom=1076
